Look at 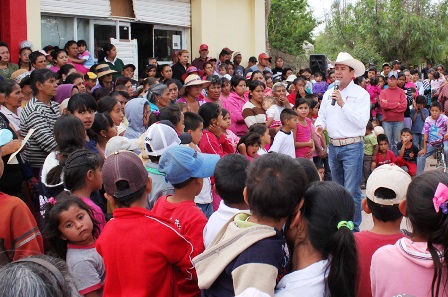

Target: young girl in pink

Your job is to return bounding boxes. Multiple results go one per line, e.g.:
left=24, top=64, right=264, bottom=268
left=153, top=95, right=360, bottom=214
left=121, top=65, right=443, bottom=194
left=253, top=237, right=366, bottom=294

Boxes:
left=366, top=76, right=381, bottom=119
left=294, top=98, right=314, bottom=159
left=220, top=109, right=240, bottom=149
left=371, top=171, right=448, bottom=297
left=248, top=123, right=271, bottom=155
left=237, top=132, right=261, bottom=161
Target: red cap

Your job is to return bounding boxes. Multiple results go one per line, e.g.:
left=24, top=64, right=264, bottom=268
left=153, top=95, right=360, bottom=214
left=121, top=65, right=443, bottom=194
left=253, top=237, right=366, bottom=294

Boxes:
left=200, top=44, right=209, bottom=51
left=258, top=53, right=271, bottom=60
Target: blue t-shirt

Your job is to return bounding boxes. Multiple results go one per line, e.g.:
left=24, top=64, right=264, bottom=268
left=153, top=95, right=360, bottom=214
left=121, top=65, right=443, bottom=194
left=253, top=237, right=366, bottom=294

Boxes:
left=410, top=108, right=429, bottom=134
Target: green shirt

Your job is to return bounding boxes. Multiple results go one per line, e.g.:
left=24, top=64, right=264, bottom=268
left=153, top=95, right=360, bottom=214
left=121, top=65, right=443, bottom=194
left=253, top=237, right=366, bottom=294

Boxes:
left=0, top=63, right=19, bottom=79
left=364, top=133, right=378, bottom=156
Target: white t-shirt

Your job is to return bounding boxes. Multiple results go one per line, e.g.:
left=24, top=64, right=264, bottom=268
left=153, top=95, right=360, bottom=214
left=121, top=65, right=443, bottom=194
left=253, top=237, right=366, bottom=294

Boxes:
left=266, top=104, right=283, bottom=122
left=269, top=130, right=295, bottom=158
left=275, top=260, right=329, bottom=297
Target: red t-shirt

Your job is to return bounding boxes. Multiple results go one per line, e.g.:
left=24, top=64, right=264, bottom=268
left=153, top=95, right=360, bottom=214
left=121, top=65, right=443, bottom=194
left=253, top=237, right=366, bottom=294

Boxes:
left=152, top=196, right=208, bottom=297
left=375, top=150, right=396, bottom=167
left=355, top=230, right=404, bottom=297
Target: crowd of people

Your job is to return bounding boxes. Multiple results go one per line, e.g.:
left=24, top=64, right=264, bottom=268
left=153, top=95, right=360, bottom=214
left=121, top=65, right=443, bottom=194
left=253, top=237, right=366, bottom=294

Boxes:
left=0, top=39, right=447, bottom=297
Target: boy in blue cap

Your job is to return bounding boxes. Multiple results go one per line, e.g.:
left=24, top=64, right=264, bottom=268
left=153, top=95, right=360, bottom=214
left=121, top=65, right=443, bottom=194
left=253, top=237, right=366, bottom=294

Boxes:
left=152, top=145, right=220, bottom=297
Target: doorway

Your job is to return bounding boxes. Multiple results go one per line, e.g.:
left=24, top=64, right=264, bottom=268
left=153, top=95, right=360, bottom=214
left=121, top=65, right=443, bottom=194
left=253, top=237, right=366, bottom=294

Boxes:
left=131, top=22, right=153, bottom=76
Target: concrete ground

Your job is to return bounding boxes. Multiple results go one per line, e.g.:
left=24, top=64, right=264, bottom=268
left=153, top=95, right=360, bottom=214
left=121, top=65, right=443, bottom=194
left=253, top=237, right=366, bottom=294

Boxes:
left=359, top=157, right=439, bottom=231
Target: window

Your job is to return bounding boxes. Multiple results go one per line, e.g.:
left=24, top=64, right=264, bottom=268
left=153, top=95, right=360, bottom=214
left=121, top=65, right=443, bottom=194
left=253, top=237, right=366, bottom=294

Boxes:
left=154, top=28, right=184, bottom=62
left=41, top=16, right=74, bottom=48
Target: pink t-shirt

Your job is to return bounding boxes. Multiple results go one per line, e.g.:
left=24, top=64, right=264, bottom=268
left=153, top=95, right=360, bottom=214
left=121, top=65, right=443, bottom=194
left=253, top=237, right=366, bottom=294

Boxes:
left=81, top=197, right=106, bottom=232
left=295, top=118, right=313, bottom=158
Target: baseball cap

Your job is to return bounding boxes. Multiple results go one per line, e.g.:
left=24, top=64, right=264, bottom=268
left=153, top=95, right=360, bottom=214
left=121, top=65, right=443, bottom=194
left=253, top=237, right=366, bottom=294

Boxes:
left=248, top=56, right=258, bottom=63
left=388, top=72, right=398, bottom=79
left=366, top=164, right=411, bottom=205
left=123, top=64, right=136, bottom=71
left=233, top=52, right=241, bottom=58
left=102, top=151, right=148, bottom=199
left=158, top=146, right=220, bottom=185
left=200, top=44, right=209, bottom=51
left=392, top=60, right=402, bottom=65
left=85, top=72, right=97, bottom=80
left=105, top=136, right=140, bottom=158
left=222, top=47, right=234, bottom=54
left=258, top=53, right=271, bottom=60
left=382, top=62, right=390, bottom=68
left=144, top=122, right=181, bottom=156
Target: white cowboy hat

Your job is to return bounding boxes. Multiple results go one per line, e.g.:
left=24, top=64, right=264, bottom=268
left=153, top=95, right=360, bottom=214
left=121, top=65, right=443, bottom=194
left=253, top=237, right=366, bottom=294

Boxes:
left=332, top=52, right=365, bottom=77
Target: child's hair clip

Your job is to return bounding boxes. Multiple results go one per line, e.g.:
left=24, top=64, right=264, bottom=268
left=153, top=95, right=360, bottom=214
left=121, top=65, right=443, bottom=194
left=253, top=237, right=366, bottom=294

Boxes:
left=48, top=197, right=56, bottom=205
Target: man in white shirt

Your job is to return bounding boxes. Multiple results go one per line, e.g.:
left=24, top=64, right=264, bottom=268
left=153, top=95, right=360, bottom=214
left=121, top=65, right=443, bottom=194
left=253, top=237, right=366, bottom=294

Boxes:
left=315, top=52, right=370, bottom=231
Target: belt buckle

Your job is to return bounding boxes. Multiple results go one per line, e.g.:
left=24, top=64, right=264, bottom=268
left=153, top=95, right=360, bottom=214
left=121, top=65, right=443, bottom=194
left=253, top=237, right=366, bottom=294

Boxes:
left=340, top=139, right=347, bottom=146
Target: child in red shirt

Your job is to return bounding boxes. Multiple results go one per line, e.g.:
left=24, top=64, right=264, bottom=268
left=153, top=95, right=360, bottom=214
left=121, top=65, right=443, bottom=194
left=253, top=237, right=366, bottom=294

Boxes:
left=375, top=134, right=395, bottom=167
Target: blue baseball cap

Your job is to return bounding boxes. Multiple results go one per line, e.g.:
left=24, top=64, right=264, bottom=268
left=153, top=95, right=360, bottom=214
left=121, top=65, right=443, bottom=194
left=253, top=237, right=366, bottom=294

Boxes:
left=158, top=146, right=220, bottom=184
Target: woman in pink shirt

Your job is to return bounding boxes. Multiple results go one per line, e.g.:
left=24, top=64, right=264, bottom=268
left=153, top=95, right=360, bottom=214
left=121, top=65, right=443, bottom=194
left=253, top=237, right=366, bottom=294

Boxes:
left=178, top=74, right=210, bottom=113
left=371, top=171, right=448, bottom=297
left=222, top=76, right=248, bottom=137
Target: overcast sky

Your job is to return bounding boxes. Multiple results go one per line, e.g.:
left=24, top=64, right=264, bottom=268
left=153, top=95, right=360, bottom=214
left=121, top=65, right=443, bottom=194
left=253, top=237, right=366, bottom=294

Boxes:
left=307, top=0, right=356, bottom=35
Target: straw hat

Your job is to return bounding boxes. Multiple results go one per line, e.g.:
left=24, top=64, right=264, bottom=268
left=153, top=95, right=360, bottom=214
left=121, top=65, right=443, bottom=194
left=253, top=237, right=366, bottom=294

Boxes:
left=96, top=64, right=117, bottom=78
left=331, top=52, right=365, bottom=77
left=179, top=74, right=211, bottom=96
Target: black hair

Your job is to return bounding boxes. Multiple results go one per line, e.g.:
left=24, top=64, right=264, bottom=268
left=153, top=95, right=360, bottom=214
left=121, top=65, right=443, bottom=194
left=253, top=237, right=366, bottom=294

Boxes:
left=249, top=70, right=263, bottom=82
left=406, top=171, right=448, bottom=296
left=221, top=76, right=230, bottom=87
left=0, top=41, right=9, bottom=49
left=416, top=95, right=427, bottom=105
left=248, top=123, right=268, bottom=137
left=30, top=68, right=57, bottom=96
left=20, top=75, right=31, bottom=89
left=0, top=79, right=17, bottom=97
left=248, top=80, right=266, bottom=99
left=114, top=77, right=132, bottom=89
left=280, top=108, right=298, bottom=125
left=67, top=93, right=97, bottom=114
left=64, top=73, right=83, bottom=85
left=110, top=90, right=130, bottom=100
left=410, top=69, right=419, bottom=75
left=221, top=108, right=229, bottom=118
left=293, top=77, right=306, bottom=86
left=97, top=96, right=119, bottom=113
left=301, top=182, right=358, bottom=297
left=237, top=132, right=261, bottom=154
left=198, top=102, right=221, bottom=128
left=294, top=158, right=320, bottom=182
left=431, top=101, right=442, bottom=110
left=246, top=153, right=308, bottom=220
left=366, top=121, right=373, bottom=131
left=77, top=40, right=87, bottom=47
left=282, top=67, right=293, bottom=80
left=377, top=134, right=389, bottom=144
left=214, top=154, right=250, bottom=204
left=57, top=64, right=75, bottom=81
left=401, top=127, right=412, bottom=135
left=370, top=76, right=379, bottom=86
left=148, top=105, right=182, bottom=127
left=18, top=47, right=32, bottom=71
left=92, top=87, right=111, bottom=101
left=97, top=43, right=115, bottom=63
left=354, top=76, right=365, bottom=86
left=230, top=75, right=246, bottom=90
left=50, top=49, right=67, bottom=63
left=294, top=97, right=309, bottom=109
left=113, top=181, right=146, bottom=208
left=172, top=177, right=196, bottom=190
left=161, top=64, right=171, bottom=72
left=304, top=93, right=317, bottom=101
left=433, top=70, right=441, bottom=80
left=43, top=192, right=100, bottom=259
left=366, top=187, right=402, bottom=222
left=64, top=40, right=77, bottom=52
left=90, top=112, right=114, bottom=142
left=46, top=115, right=86, bottom=186
left=63, top=149, right=103, bottom=192
left=184, top=112, right=204, bottom=131
left=308, top=99, right=319, bottom=109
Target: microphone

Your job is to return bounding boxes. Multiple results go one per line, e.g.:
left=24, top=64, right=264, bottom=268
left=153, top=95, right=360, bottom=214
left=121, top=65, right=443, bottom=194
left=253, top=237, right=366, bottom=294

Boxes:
left=331, top=80, right=341, bottom=106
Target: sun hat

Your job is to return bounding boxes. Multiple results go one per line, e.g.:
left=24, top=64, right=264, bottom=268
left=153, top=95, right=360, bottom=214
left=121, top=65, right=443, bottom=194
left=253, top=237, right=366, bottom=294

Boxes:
left=144, top=122, right=181, bottom=157
left=102, top=151, right=148, bottom=199
left=200, top=44, right=209, bottom=51
left=96, top=64, right=117, bottom=78
left=105, top=136, right=140, bottom=158
left=179, top=74, right=211, bottom=96
left=11, top=69, right=30, bottom=83
left=182, top=66, right=204, bottom=82
left=366, top=164, right=411, bottom=205
left=158, top=146, right=220, bottom=185
left=332, top=52, right=365, bottom=77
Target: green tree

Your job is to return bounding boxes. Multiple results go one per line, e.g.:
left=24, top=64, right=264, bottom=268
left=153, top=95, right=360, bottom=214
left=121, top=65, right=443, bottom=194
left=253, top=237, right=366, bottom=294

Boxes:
left=267, top=0, right=318, bottom=56
left=315, top=0, right=448, bottom=65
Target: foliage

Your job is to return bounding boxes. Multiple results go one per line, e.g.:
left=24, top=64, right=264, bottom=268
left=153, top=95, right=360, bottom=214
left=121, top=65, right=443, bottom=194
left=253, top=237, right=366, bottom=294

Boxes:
left=314, top=0, right=448, bottom=65
left=267, top=0, right=318, bottom=56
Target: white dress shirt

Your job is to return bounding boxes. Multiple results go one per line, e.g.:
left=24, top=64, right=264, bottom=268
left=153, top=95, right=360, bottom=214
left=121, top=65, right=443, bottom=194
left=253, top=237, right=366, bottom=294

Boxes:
left=314, top=81, right=370, bottom=139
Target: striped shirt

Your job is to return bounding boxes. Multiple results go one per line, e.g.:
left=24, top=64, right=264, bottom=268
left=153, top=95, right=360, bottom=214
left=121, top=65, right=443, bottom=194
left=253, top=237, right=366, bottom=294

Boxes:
left=20, top=98, right=60, bottom=168
left=242, top=100, right=267, bottom=128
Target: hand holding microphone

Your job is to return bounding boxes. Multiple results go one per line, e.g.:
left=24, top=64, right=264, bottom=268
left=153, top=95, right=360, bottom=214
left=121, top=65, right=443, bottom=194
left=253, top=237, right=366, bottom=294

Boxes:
left=331, top=80, right=341, bottom=106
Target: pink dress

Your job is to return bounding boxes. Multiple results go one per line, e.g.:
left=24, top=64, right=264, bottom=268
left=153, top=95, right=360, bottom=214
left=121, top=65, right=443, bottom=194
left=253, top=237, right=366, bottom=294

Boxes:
left=295, top=118, right=313, bottom=158
left=366, top=84, right=381, bottom=118
left=224, top=129, right=240, bottom=149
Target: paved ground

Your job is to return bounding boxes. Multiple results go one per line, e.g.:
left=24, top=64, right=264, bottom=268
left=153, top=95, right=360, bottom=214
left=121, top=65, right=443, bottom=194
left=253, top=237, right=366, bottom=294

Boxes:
left=359, top=157, right=439, bottom=231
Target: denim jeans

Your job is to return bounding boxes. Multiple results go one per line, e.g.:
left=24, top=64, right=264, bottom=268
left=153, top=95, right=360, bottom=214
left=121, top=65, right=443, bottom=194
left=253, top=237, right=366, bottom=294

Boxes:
left=412, top=133, right=424, bottom=150
left=382, top=121, right=404, bottom=155
left=416, top=141, right=448, bottom=176
left=328, top=141, right=364, bottom=231
left=196, top=202, right=213, bottom=219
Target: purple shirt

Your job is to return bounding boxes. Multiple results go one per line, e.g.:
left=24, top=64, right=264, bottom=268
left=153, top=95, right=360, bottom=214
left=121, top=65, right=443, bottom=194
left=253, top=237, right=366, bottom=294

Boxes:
left=422, top=114, right=448, bottom=144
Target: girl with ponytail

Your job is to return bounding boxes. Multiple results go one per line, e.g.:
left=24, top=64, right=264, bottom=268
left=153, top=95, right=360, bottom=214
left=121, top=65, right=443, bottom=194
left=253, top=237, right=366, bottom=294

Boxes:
left=371, top=170, right=448, bottom=297
left=276, top=181, right=358, bottom=297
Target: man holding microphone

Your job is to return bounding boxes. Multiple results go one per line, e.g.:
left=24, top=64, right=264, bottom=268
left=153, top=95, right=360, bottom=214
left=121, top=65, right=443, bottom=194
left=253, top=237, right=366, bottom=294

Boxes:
left=314, top=52, right=370, bottom=231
